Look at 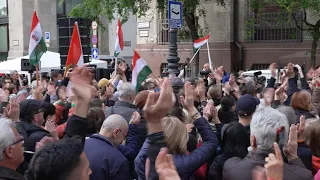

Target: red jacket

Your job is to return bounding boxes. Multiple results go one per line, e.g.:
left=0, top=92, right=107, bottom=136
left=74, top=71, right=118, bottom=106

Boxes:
left=313, top=156, right=320, bottom=175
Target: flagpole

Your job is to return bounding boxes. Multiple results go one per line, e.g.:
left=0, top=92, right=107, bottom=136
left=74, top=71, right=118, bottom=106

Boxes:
left=35, top=53, right=39, bottom=87
left=188, top=47, right=201, bottom=64
left=206, top=41, right=213, bottom=69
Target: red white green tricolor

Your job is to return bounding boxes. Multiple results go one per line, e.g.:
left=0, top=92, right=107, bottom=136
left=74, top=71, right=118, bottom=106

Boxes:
left=28, top=10, right=47, bottom=66
left=132, top=51, right=152, bottom=92
left=193, top=34, right=210, bottom=49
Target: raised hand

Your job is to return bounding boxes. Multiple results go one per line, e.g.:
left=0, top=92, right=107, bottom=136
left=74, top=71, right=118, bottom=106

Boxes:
left=284, top=124, right=298, bottom=161
left=143, top=78, right=175, bottom=123
left=297, top=115, right=306, bottom=141
left=265, top=142, right=284, bottom=180
left=129, top=111, right=141, bottom=125
left=3, top=97, right=20, bottom=121
left=45, top=120, right=59, bottom=140
left=69, top=65, right=94, bottom=102
left=180, top=82, right=197, bottom=115
left=269, top=63, right=277, bottom=78
left=263, top=88, right=275, bottom=106
left=155, top=148, right=181, bottom=180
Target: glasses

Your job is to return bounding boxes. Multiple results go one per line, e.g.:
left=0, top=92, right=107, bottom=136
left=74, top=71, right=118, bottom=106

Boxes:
left=4, top=136, right=24, bottom=150
left=118, top=128, right=127, bottom=139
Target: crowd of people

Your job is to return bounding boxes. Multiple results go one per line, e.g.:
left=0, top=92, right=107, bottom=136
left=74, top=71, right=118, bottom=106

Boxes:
left=0, top=61, right=319, bottom=180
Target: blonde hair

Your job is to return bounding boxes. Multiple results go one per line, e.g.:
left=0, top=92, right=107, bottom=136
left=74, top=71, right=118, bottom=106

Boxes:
left=162, top=116, right=189, bottom=154
left=304, top=118, right=320, bottom=157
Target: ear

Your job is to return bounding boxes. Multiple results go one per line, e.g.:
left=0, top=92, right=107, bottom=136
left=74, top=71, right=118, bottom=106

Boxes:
left=250, top=135, right=257, bottom=150
left=4, top=146, right=14, bottom=159
left=113, top=129, right=119, bottom=138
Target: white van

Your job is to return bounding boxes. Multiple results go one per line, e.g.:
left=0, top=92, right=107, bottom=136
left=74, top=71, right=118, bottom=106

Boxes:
left=241, top=69, right=284, bottom=86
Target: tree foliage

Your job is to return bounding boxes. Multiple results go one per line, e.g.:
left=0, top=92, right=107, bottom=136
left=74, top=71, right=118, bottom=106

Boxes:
left=217, top=0, right=320, bottom=67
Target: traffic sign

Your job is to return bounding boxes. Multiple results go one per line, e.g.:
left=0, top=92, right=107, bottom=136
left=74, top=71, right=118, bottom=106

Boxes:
left=91, top=48, right=99, bottom=59
left=92, top=35, right=98, bottom=45
left=168, top=1, right=183, bottom=28
left=91, top=21, right=98, bottom=30
left=45, top=32, right=50, bottom=42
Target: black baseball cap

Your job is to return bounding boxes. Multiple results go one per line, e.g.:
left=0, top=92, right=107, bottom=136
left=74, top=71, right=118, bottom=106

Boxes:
left=20, top=99, right=45, bottom=119
left=236, top=94, right=260, bottom=116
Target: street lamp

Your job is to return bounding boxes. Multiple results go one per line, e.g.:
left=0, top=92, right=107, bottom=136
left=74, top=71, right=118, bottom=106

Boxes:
left=166, top=28, right=180, bottom=75
left=166, top=0, right=180, bottom=76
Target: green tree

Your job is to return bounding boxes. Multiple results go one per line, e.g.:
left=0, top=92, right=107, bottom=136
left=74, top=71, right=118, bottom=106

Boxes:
left=60, top=0, right=210, bottom=75
left=218, top=0, right=320, bottom=68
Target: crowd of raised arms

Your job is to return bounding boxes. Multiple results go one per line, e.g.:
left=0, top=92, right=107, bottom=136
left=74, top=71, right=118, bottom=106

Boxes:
left=0, top=61, right=320, bottom=180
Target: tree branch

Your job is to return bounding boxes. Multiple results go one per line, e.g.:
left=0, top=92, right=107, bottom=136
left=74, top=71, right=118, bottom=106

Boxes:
left=291, top=13, right=307, bottom=31
left=302, top=10, right=316, bottom=29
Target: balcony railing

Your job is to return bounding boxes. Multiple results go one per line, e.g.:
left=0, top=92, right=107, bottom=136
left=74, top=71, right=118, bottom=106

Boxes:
left=157, top=19, right=192, bottom=45
left=246, top=12, right=303, bottom=43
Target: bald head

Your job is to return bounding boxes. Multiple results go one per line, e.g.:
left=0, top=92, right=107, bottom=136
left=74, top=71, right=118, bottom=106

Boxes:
left=100, top=114, right=128, bottom=133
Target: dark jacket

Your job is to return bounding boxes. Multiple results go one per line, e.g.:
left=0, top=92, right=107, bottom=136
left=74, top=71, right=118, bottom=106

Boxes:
left=84, top=134, right=133, bottom=180
left=294, top=109, right=315, bottom=124
left=0, top=166, right=24, bottom=180
left=135, top=117, right=219, bottom=180
left=285, top=76, right=310, bottom=106
left=105, top=101, right=137, bottom=123
left=15, top=122, right=51, bottom=174
left=298, top=142, right=313, bottom=171
left=118, top=124, right=140, bottom=161
left=15, top=122, right=50, bottom=152
left=223, top=149, right=313, bottom=180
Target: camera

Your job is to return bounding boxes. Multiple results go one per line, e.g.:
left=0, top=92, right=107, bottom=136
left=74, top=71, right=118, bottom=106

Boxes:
left=200, top=70, right=211, bottom=76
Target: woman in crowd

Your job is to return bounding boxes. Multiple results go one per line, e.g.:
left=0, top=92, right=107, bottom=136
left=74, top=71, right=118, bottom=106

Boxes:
left=304, top=118, right=320, bottom=174
left=208, top=122, right=250, bottom=180
left=135, top=82, right=219, bottom=180
left=290, top=91, right=315, bottom=123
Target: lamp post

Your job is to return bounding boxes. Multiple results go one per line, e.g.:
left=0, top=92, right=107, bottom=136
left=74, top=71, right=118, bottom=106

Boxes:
left=166, top=1, right=180, bottom=76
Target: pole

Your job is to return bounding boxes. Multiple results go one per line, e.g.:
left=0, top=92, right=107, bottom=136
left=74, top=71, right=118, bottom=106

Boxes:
left=35, top=53, right=39, bottom=87
left=166, top=0, right=180, bottom=76
left=36, top=63, right=39, bottom=87
left=206, top=41, right=213, bottom=69
left=189, top=47, right=201, bottom=64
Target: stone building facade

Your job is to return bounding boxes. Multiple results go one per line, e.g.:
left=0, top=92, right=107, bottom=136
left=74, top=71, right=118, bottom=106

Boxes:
left=136, top=0, right=320, bottom=76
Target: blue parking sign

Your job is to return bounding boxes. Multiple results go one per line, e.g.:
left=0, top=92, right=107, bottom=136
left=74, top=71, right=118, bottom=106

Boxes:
left=168, top=1, right=183, bottom=28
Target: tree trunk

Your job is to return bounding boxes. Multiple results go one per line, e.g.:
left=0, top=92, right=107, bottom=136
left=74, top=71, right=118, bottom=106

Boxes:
left=311, top=33, right=319, bottom=68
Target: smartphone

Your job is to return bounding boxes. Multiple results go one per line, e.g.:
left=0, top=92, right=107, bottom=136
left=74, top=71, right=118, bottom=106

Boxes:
left=276, top=126, right=285, bottom=147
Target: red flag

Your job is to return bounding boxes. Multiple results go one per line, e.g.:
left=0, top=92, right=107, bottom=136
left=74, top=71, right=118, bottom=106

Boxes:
left=64, top=22, right=83, bottom=76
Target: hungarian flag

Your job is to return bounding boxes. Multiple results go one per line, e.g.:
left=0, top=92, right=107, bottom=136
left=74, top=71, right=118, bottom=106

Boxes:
left=28, top=10, right=47, bottom=66
left=114, top=19, right=124, bottom=57
left=193, top=33, right=210, bottom=51
left=132, top=51, right=152, bottom=92
left=65, top=22, right=84, bottom=74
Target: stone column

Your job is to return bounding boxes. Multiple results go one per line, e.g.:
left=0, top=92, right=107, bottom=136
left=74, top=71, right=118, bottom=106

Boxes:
left=34, top=0, right=58, bottom=52
left=8, top=0, right=34, bottom=59
left=98, top=16, right=110, bottom=55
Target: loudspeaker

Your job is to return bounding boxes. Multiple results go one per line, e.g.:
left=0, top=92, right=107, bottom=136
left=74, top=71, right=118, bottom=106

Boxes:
left=96, top=68, right=114, bottom=80
left=21, top=59, right=36, bottom=72
left=58, top=17, right=91, bottom=67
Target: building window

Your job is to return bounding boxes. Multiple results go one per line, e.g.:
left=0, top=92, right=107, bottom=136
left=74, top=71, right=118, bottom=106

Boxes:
left=0, top=0, right=7, bottom=17
left=0, top=24, right=8, bottom=61
left=246, top=12, right=303, bottom=43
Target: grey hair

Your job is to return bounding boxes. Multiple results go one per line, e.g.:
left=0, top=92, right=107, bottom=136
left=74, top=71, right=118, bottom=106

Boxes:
left=250, top=106, right=289, bottom=150
left=0, top=118, right=16, bottom=160
left=10, top=70, right=18, bottom=75
left=118, top=82, right=136, bottom=100
left=100, top=114, right=128, bottom=133
left=276, top=106, right=297, bottom=127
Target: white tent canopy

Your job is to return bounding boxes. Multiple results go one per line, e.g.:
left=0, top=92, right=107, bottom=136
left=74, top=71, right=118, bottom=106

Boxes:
left=0, top=52, right=110, bottom=75
left=0, top=51, right=61, bottom=75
